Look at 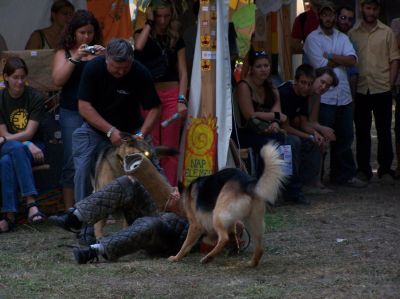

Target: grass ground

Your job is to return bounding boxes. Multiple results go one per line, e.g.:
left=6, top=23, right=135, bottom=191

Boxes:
left=1, top=177, right=399, bottom=298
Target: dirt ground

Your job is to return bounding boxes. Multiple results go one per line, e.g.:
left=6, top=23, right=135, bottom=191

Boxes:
left=0, top=175, right=399, bottom=299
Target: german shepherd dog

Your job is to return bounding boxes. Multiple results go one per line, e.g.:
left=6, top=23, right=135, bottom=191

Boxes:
left=168, top=143, right=285, bottom=267
left=93, top=132, right=177, bottom=239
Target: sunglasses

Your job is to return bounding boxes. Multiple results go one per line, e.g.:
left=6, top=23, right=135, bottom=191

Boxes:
left=339, top=15, right=355, bottom=23
left=254, top=51, right=268, bottom=57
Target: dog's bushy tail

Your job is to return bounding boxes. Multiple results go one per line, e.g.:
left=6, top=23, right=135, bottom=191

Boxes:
left=255, top=143, right=286, bottom=205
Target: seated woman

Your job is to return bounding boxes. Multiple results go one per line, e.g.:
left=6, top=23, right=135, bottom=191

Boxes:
left=0, top=57, right=46, bottom=233
left=25, top=0, right=74, bottom=49
left=234, top=50, right=306, bottom=204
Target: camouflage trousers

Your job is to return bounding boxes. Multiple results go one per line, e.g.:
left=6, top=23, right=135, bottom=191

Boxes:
left=75, top=176, right=188, bottom=260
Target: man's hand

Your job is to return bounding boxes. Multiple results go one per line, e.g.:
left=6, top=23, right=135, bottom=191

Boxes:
left=319, top=125, right=336, bottom=142
left=109, top=128, right=122, bottom=146
left=313, top=131, right=325, bottom=146
left=165, top=187, right=181, bottom=214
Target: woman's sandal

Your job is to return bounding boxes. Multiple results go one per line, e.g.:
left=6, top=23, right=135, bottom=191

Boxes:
left=26, top=202, right=46, bottom=224
left=0, top=214, right=16, bottom=233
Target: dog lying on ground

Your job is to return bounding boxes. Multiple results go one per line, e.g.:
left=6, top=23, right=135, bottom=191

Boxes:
left=168, top=143, right=285, bottom=267
left=93, top=132, right=177, bottom=239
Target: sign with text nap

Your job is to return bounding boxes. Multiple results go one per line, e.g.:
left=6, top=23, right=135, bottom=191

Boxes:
left=182, top=117, right=217, bottom=187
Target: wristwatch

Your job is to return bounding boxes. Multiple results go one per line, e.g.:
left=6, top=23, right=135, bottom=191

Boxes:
left=106, top=126, right=115, bottom=138
left=135, top=131, right=144, bottom=138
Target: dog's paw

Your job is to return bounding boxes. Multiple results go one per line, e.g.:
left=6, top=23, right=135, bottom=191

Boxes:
left=168, top=255, right=179, bottom=262
left=200, top=255, right=214, bottom=264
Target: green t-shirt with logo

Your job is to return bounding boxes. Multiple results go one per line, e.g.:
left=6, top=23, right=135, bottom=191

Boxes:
left=0, top=86, right=45, bottom=142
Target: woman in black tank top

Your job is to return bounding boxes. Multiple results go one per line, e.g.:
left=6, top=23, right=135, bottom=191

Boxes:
left=52, top=10, right=104, bottom=209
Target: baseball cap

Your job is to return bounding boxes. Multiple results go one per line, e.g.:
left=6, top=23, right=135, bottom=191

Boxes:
left=360, top=0, right=380, bottom=5
left=318, top=2, right=336, bottom=14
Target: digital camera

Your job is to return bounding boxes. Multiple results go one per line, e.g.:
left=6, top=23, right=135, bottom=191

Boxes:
left=84, top=45, right=96, bottom=54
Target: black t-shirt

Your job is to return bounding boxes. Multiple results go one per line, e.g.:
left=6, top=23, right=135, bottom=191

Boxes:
left=0, top=86, right=45, bottom=142
left=278, top=81, right=309, bottom=120
left=134, top=30, right=185, bottom=82
left=78, top=56, right=161, bottom=133
left=60, top=51, right=89, bottom=111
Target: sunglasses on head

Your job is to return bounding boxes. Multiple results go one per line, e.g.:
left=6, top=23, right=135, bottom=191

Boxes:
left=254, top=51, right=268, bottom=57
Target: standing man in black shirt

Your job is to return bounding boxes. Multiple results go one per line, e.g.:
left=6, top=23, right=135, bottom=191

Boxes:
left=72, top=38, right=161, bottom=244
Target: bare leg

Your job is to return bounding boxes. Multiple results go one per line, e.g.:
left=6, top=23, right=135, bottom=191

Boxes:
left=0, top=212, right=15, bottom=232
left=62, top=187, right=75, bottom=210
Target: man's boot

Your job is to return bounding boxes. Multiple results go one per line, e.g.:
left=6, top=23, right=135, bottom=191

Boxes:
left=48, top=208, right=82, bottom=233
left=73, top=247, right=99, bottom=264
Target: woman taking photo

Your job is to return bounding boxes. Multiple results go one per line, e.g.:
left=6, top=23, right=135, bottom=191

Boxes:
left=0, top=57, right=46, bottom=232
left=52, top=10, right=104, bottom=209
left=134, top=0, right=188, bottom=186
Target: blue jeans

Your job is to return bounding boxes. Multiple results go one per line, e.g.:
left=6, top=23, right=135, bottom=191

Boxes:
left=72, top=122, right=110, bottom=203
left=0, top=141, right=38, bottom=213
left=298, top=137, right=322, bottom=186
left=319, top=103, right=357, bottom=183
left=59, top=108, right=84, bottom=188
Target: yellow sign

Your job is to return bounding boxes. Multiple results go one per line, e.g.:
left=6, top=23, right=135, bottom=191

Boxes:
left=183, top=118, right=217, bottom=186
left=201, top=59, right=211, bottom=71
left=200, top=35, right=211, bottom=48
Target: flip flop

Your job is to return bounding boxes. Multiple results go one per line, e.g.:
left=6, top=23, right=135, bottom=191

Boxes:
left=26, top=202, right=46, bottom=224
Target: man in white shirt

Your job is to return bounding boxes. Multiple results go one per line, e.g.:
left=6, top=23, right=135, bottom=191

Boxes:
left=304, top=2, right=366, bottom=187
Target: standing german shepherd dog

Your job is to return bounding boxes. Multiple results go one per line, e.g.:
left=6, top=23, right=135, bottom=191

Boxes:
left=93, top=132, right=177, bottom=239
left=168, top=143, right=285, bottom=267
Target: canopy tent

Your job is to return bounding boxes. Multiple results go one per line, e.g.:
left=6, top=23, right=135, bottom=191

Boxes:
left=0, top=0, right=133, bottom=50
left=0, top=0, right=86, bottom=50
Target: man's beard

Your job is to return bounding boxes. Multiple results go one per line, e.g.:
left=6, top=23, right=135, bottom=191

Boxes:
left=362, top=12, right=378, bottom=24
left=337, top=23, right=351, bottom=33
left=320, top=21, right=334, bottom=32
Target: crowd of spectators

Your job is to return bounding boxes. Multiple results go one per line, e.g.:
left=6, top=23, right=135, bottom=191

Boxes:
left=1, top=0, right=399, bottom=245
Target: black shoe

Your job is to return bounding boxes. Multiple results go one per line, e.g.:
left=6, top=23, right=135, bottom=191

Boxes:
left=48, top=208, right=82, bottom=233
left=73, top=247, right=99, bottom=264
left=77, top=224, right=97, bottom=246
